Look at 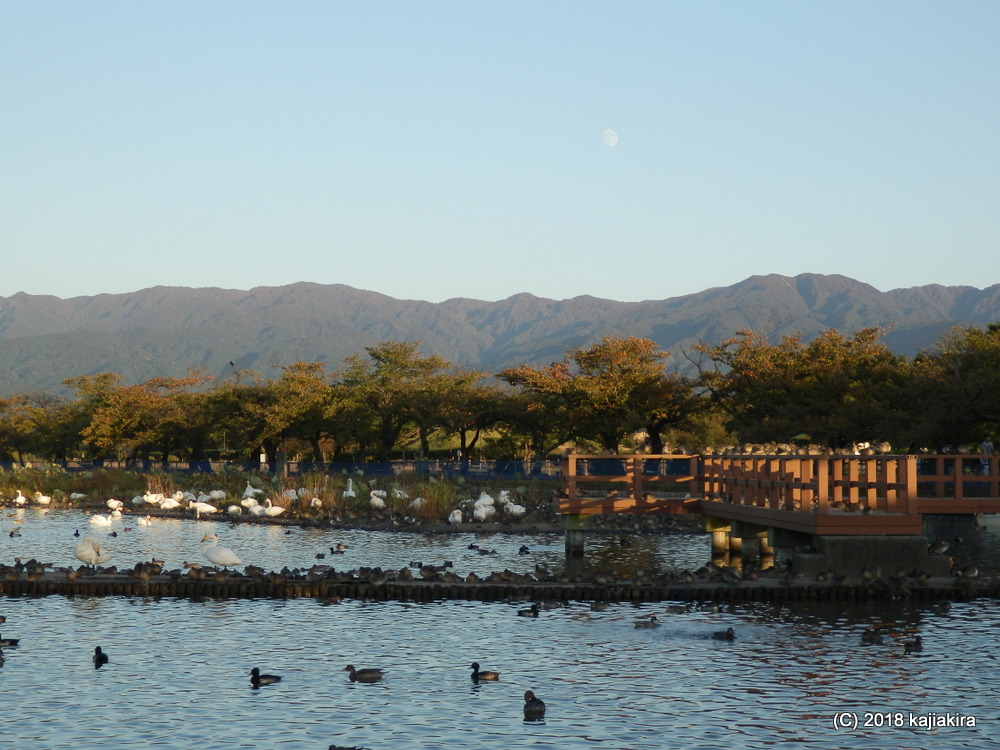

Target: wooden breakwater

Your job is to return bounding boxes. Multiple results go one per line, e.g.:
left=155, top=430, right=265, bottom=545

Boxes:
left=0, top=573, right=993, bottom=605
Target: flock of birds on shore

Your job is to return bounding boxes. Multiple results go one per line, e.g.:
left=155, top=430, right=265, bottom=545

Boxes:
left=3, top=480, right=532, bottom=529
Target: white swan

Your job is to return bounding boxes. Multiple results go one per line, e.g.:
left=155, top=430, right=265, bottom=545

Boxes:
left=248, top=503, right=266, bottom=517
left=208, top=489, right=227, bottom=502
left=89, top=514, right=113, bottom=526
left=227, top=504, right=243, bottom=515
left=309, top=497, right=323, bottom=508
left=188, top=500, right=219, bottom=518
left=473, top=505, right=497, bottom=522
left=240, top=496, right=260, bottom=509
left=342, top=478, right=356, bottom=500
left=447, top=509, right=463, bottom=525
left=263, top=498, right=286, bottom=517
left=504, top=503, right=527, bottom=517
left=74, top=537, right=112, bottom=567
left=200, top=533, right=242, bottom=568
left=243, top=481, right=265, bottom=499
left=106, top=498, right=124, bottom=511
left=281, top=488, right=298, bottom=503
left=474, top=492, right=495, bottom=507
left=13, top=491, right=27, bottom=506
left=159, top=495, right=181, bottom=510
left=369, top=490, right=386, bottom=510
left=34, top=492, right=52, bottom=505
left=143, top=492, right=165, bottom=505
left=137, top=515, right=152, bottom=526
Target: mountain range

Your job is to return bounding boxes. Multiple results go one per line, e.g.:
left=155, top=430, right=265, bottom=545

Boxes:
left=1, top=273, right=998, bottom=397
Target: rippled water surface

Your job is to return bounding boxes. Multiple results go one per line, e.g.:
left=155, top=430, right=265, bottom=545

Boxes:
left=2, top=510, right=999, bottom=749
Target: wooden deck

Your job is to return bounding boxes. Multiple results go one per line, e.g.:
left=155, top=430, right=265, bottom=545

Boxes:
left=560, top=453, right=1000, bottom=536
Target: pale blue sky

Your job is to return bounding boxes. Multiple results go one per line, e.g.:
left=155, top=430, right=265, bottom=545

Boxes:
left=2, top=1, right=997, bottom=302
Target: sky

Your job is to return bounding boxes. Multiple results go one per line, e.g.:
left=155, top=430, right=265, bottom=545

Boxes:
left=2, top=1, right=998, bottom=303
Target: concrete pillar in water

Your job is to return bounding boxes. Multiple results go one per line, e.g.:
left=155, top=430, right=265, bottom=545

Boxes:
left=729, top=534, right=742, bottom=556
left=711, top=530, right=729, bottom=557
left=759, top=530, right=775, bottom=557
left=741, top=534, right=761, bottom=564
left=562, top=514, right=587, bottom=557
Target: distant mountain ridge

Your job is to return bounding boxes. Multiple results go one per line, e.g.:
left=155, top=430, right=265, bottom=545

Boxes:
left=1, top=274, right=998, bottom=397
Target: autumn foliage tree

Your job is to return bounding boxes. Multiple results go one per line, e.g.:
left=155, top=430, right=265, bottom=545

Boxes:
left=693, top=328, right=912, bottom=447
left=500, top=336, right=701, bottom=453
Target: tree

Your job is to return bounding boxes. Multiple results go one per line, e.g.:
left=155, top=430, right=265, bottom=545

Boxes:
left=264, top=362, right=337, bottom=463
left=81, top=373, right=213, bottom=462
left=908, top=323, right=1000, bottom=448
left=338, top=341, right=453, bottom=460
left=693, top=328, right=912, bottom=447
left=499, top=336, right=695, bottom=453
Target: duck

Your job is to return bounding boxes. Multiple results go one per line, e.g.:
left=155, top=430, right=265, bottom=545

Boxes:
left=93, top=646, right=109, bottom=667
left=928, top=539, right=950, bottom=555
left=634, top=615, right=660, bottom=629
left=0, top=634, right=20, bottom=647
left=860, top=627, right=883, bottom=646
left=470, top=662, right=500, bottom=681
left=523, top=690, right=546, bottom=719
left=200, top=533, right=242, bottom=568
left=344, top=664, right=384, bottom=682
left=903, top=635, right=923, bottom=653
left=517, top=602, right=540, bottom=618
left=250, top=667, right=282, bottom=686
left=712, top=627, right=736, bottom=641
left=74, top=537, right=112, bottom=567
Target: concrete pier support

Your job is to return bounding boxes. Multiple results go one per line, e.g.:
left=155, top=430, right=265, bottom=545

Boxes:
left=728, top=534, right=742, bottom=556
left=711, top=530, right=729, bottom=557
left=562, top=514, right=588, bottom=558
left=741, top=535, right=761, bottom=564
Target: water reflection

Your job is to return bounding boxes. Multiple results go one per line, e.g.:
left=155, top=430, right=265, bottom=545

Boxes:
left=1, top=511, right=1000, bottom=748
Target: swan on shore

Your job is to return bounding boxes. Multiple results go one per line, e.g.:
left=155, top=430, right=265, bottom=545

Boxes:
left=263, top=498, right=286, bottom=517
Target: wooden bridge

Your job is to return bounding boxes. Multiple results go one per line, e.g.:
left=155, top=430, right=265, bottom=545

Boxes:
left=560, top=453, right=1000, bottom=530
left=559, top=453, right=1000, bottom=570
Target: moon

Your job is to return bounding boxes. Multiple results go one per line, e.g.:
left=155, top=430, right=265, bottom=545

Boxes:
left=602, top=129, right=619, bottom=147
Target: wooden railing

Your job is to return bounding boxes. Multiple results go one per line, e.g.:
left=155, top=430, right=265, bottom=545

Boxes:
left=559, top=454, right=700, bottom=514
left=561, top=453, right=1000, bottom=517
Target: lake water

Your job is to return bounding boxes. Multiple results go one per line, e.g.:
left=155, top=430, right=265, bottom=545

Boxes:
left=1, top=509, right=999, bottom=749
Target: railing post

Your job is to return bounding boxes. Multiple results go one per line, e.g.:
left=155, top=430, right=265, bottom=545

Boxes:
left=815, top=457, right=829, bottom=513
left=902, top=455, right=918, bottom=515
